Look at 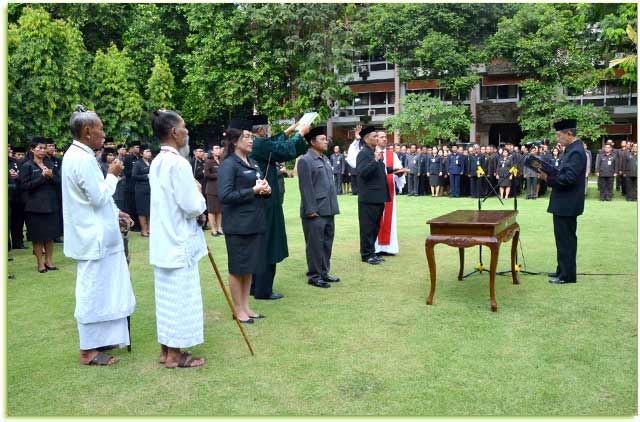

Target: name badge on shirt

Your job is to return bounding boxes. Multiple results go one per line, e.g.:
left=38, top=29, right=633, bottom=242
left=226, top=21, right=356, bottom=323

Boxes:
left=607, top=160, right=612, bottom=166
left=413, top=159, right=417, bottom=164
left=455, top=159, right=459, bottom=165
left=431, top=158, right=436, bottom=163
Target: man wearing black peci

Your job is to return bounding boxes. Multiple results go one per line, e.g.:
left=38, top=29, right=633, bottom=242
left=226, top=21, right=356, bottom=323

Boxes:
left=357, top=126, right=390, bottom=265
left=538, top=119, right=586, bottom=285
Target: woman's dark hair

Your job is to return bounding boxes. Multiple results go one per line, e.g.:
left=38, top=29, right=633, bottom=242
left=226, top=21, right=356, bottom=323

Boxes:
left=151, top=109, right=183, bottom=140
left=222, top=128, right=243, bottom=159
left=552, top=147, right=560, bottom=157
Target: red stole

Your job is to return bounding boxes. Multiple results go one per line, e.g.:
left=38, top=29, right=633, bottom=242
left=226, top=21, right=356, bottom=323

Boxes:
left=377, top=149, right=395, bottom=245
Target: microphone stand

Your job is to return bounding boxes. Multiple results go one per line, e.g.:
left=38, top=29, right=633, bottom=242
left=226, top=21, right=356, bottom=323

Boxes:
left=463, top=169, right=503, bottom=279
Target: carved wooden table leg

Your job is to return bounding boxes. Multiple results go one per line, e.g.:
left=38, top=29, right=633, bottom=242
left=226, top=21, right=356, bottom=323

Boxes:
left=425, top=238, right=437, bottom=305
left=458, top=247, right=465, bottom=281
left=511, top=227, right=520, bottom=285
left=488, top=242, right=500, bottom=312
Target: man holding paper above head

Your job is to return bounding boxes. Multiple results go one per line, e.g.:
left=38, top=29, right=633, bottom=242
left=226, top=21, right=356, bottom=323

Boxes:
left=249, top=114, right=311, bottom=300
left=537, top=119, right=586, bottom=285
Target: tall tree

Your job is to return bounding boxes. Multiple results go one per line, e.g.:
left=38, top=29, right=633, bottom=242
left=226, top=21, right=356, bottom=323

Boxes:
left=91, top=44, right=145, bottom=142
left=8, top=7, right=90, bottom=146
left=147, top=55, right=176, bottom=113
left=384, top=93, right=472, bottom=144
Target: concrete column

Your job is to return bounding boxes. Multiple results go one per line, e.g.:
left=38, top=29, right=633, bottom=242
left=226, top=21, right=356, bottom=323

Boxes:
left=326, top=99, right=334, bottom=139
left=469, top=85, right=478, bottom=143
left=394, top=63, right=401, bottom=143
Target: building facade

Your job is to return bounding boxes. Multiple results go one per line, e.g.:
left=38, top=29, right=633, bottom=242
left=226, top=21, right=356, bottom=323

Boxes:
left=330, top=57, right=637, bottom=147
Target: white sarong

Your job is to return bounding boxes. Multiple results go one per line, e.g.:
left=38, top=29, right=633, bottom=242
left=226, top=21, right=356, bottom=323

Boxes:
left=75, top=251, right=135, bottom=349
left=77, top=318, right=129, bottom=350
left=154, top=263, right=204, bottom=348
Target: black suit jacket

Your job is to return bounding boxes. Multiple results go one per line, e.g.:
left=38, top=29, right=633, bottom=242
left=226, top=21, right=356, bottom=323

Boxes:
left=217, top=154, right=266, bottom=235
left=297, top=151, right=340, bottom=218
left=19, top=158, right=60, bottom=214
left=132, top=159, right=151, bottom=193
left=357, top=145, right=391, bottom=204
left=547, top=140, right=587, bottom=217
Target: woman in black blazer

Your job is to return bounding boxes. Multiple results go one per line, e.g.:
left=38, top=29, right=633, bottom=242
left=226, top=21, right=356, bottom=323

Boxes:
left=132, top=145, right=152, bottom=236
left=20, top=138, right=62, bottom=273
left=217, top=126, right=271, bottom=324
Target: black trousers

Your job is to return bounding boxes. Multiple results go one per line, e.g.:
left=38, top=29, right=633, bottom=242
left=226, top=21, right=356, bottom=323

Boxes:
left=553, top=214, right=578, bottom=283
left=616, top=174, right=622, bottom=192
left=460, top=175, right=470, bottom=197
left=598, top=176, right=614, bottom=200
left=625, top=176, right=637, bottom=200
left=350, top=175, right=359, bottom=195
left=333, top=173, right=342, bottom=194
left=408, top=173, right=418, bottom=195
left=470, top=176, right=481, bottom=198
left=251, top=263, right=277, bottom=298
left=358, top=202, right=384, bottom=260
left=302, top=216, right=335, bottom=281
left=449, top=174, right=461, bottom=197
left=10, top=200, right=25, bottom=248
left=125, top=190, right=140, bottom=229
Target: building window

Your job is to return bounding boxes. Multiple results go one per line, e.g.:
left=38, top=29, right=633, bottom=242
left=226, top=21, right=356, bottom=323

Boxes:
left=498, top=85, right=518, bottom=99
left=583, top=98, right=604, bottom=106
left=354, top=108, right=369, bottom=116
left=354, top=93, right=369, bottom=106
left=370, top=92, right=387, bottom=105
left=481, top=85, right=498, bottom=100
left=583, top=81, right=605, bottom=96
left=388, top=106, right=395, bottom=115
left=370, top=63, right=387, bottom=71
left=387, top=92, right=395, bottom=104
left=606, top=96, right=630, bottom=106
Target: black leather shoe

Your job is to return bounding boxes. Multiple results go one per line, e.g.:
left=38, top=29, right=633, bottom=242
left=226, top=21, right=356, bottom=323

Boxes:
left=308, top=279, right=331, bottom=288
left=322, top=275, right=340, bottom=283
left=375, top=255, right=386, bottom=262
left=365, top=257, right=382, bottom=265
left=255, top=293, right=284, bottom=300
left=549, top=278, right=576, bottom=284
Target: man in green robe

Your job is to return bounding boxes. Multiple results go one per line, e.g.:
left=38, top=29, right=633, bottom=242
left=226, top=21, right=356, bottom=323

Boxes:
left=249, top=114, right=311, bottom=300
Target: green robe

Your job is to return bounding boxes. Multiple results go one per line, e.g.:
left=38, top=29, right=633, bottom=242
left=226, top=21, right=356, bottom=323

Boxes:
left=250, top=132, right=308, bottom=265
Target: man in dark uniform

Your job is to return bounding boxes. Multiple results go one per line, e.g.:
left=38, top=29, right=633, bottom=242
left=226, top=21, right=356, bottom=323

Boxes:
left=406, top=144, right=418, bottom=196
left=595, top=143, right=618, bottom=201
left=330, top=145, right=344, bottom=195
left=538, top=119, right=586, bottom=285
left=357, top=126, right=390, bottom=265
left=623, top=143, right=637, bottom=201
left=249, top=114, right=311, bottom=300
left=468, top=145, right=485, bottom=198
left=9, top=145, right=27, bottom=249
left=123, top=140, right=141, bottom=231
left=418, top=146, right=430, bottom=196
left=297, top=127, right=340, bottom=288
left=447, top=144, right=465, bottom=197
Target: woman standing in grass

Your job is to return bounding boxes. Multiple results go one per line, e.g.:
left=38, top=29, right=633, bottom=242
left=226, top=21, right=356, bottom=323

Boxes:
left=496, top=148, right=513, bottom=200
left=217, top=121, right=271, bottom=324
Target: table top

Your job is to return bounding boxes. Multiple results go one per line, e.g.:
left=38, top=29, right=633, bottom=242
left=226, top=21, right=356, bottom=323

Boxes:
left=427, top=210, right=518, bottom=227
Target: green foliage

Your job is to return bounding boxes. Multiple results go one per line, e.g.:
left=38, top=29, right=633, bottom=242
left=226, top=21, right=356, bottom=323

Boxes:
left=147, top=55, right=176, bottom=113
left=517, top=79, right=612, bottom=144
left=384, top=93, right=471, bottom=143
left=91, top=44, right=145, bottom=142
left=7, top=7, right=90, bottom=146
left=122, top=4, right=172, bottom=90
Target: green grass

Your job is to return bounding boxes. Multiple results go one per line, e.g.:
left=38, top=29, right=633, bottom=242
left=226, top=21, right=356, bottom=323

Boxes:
left=6, top=178, right=638, bottom=416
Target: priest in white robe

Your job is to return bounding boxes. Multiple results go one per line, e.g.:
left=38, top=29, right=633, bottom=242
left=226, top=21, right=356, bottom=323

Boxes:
left=149, top=109, right=207, bottom=369
left=374, top=131, right=406, bottom=255
left=62, top=106, right=136, bottom=366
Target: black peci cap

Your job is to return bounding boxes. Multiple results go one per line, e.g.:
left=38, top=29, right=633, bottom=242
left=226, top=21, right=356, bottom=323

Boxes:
left=304, top=126, right=326, bottom=143
left=360, top=125, right=377, bottom=139
left=228, top=118, right=253, bottom=132
left=553, top=119, right=577, bottom=132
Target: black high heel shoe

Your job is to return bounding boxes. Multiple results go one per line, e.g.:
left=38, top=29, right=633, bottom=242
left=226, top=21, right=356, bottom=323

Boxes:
left=38, top=267, right=48, bottom=273
left=45, top=264, right=58, bottom=271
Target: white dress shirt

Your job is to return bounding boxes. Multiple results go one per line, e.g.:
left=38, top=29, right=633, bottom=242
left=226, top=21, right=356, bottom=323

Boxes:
left=62, top=140, right=123, bottom=260
left=149, top=145, right=207, bottom=268
left=346, top=138, right=362, bottom=169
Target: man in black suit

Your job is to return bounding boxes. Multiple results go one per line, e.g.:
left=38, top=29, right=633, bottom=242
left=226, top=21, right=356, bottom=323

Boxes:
left=123, top=141, right=141, bottom=231
left=356, top=126, right=391, bottom=265
left=330, top=145, right=345, bottom=195
left=538, top=119, right=587, bottom=285
left=297, top=127, right=340, bottom=288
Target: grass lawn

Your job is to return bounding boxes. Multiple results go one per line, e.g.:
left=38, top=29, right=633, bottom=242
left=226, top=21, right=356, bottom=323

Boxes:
left=6, top=178, right=638, bottom=416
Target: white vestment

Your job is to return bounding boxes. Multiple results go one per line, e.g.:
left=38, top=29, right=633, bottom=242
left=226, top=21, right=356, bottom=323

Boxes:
left=149, top=145, right=207, bottom=348
left=346, top=139, right=362, bottom=169
left=375, top=149, right=405, bottom=254
left=62, top=140, right=136, bottom=349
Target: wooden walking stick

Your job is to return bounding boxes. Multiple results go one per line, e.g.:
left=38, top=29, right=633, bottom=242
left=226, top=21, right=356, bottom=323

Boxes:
left=206, top=247, right=255, bottom=356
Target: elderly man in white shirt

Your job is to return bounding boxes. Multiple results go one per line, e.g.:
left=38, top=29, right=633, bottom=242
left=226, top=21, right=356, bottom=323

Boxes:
left=149, top=109, right=207, bottom=369
left=62, top=106, right=136, bottom=366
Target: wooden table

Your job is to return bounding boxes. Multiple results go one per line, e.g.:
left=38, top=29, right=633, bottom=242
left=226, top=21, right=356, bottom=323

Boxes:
left=425, top=210, right=520, bottom=312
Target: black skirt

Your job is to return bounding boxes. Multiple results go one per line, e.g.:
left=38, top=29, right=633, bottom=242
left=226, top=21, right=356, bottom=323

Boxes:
left=25, top=211, right=62, bottom=242
left=135, top=187, right=151, bottom=217
left=429, top=174, right=442, bottom=186
left=225, top=233, right=264, bottom=275
left=498, top=177, right=512, bottom=188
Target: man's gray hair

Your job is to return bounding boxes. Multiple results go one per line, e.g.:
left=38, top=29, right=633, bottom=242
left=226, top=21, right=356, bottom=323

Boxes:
left=252, top=124, right=269, bottom=133
left=69, top=105, right=100, bottom=139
